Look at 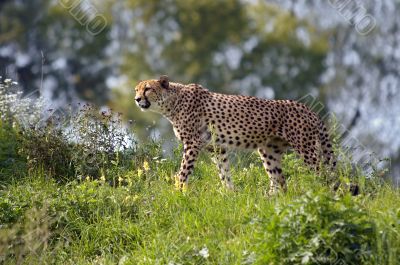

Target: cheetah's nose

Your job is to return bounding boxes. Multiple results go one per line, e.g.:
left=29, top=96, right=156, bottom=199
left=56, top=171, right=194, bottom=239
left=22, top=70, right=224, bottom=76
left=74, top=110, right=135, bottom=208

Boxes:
left=135, top=97, right=141, bottom=102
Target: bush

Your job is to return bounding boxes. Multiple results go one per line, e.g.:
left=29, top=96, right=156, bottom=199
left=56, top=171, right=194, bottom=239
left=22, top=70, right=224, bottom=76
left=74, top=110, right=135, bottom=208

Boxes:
left=0, top=120, right=25, bottom=181
left=0, top=204, right=52, bottom=264
left=16, top=103, right=137, bottom=180
left=255, top=192, right=376, bottom=265
left=1, top=78, right=137, bottom=181
left=18, top=120, right=74, bottom=178
left=68, top=104, right=136, bottom=179
left=0, top=178, right=141, bottom=262
left=0, top=78, right=34, bottom=181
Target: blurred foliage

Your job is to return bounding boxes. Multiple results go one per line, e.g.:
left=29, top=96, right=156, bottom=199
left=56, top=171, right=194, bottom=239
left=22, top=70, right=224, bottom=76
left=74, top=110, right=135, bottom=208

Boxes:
left=110, top=0, right=328, bottom=139
left=0, top=0, right=113, bottom=104
left=0, top=0, right=329, bottom=136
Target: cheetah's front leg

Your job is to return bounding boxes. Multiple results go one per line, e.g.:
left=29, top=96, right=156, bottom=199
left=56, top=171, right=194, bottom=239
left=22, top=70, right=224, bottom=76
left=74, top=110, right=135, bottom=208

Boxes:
left=175, top=142, right=202, bottom=191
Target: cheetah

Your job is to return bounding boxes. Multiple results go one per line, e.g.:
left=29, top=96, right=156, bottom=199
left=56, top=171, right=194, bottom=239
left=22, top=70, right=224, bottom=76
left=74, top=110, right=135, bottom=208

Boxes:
left=134, top=76, right=336, bottom=195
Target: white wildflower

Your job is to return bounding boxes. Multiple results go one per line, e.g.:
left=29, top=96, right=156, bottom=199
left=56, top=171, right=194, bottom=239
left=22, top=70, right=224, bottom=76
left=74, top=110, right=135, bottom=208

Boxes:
left=243, top=251, right=256, bottom=264
left=118, top=255, right=128, bottom=265
left=199, top=246, right=209, bottom=259
left=0, top=78, right=44, bottom=126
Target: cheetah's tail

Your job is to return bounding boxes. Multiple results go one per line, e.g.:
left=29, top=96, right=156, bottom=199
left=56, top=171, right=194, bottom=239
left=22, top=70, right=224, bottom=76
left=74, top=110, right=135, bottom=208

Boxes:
left=319, top=120, right=337, bottom=169
left=318, top=121, right=360, bottom=195
left=319, top=121, right=360, bottom=195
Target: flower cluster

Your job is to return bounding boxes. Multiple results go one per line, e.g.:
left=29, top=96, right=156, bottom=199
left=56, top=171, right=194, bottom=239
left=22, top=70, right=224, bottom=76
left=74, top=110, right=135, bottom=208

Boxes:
left=0, top=77, right=44, bottom=126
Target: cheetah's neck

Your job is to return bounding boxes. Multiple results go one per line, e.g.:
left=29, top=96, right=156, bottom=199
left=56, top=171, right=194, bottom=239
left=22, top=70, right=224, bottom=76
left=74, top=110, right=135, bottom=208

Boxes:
left=159, top=84, right=184, bottom=121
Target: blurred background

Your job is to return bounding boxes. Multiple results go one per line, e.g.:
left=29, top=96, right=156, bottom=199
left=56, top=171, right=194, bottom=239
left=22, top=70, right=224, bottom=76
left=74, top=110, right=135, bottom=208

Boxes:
left=0, top=0, right=399, bottom=183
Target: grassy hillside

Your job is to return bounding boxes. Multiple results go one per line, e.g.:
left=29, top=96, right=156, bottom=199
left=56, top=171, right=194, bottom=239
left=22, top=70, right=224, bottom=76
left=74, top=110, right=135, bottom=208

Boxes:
left=1, top=140, right=399, bottom=264
left=1, top=80, right=399, bottom=264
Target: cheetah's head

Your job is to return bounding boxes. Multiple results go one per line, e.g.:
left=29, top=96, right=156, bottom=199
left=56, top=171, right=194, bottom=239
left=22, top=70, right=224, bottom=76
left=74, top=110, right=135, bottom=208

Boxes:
left=134, top=75, right=171, bottom=113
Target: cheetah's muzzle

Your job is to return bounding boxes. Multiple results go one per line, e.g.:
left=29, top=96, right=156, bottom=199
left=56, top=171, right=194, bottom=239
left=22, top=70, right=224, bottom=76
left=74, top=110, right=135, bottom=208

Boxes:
left=139, top=102, right=150, bottom=109
left=136, top=99, right=150, bottom=109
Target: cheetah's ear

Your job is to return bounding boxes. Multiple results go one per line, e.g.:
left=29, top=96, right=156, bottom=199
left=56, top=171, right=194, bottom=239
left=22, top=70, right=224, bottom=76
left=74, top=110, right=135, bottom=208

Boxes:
left=159, top=75, right=169, bottom=89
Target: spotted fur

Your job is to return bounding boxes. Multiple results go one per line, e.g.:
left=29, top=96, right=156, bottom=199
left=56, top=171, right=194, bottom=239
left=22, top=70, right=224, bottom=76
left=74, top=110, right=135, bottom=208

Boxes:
left=134, top=76, right=335, bottom=195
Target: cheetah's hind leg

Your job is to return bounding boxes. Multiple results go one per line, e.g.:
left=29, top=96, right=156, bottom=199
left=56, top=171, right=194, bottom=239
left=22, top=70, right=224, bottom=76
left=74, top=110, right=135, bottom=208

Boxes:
left=207, top=146, right=234, bottom=190
left=258, top=139, right=289, bottom=196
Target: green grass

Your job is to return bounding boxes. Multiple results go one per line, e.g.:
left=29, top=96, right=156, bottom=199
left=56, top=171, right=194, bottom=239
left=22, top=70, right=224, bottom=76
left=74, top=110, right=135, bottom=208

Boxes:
left=0, top=151, right=399, bottom=265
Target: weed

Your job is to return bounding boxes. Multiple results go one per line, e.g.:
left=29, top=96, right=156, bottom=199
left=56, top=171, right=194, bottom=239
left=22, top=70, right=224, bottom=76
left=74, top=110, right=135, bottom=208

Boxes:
left=254, top=191, right=376, bottom=265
